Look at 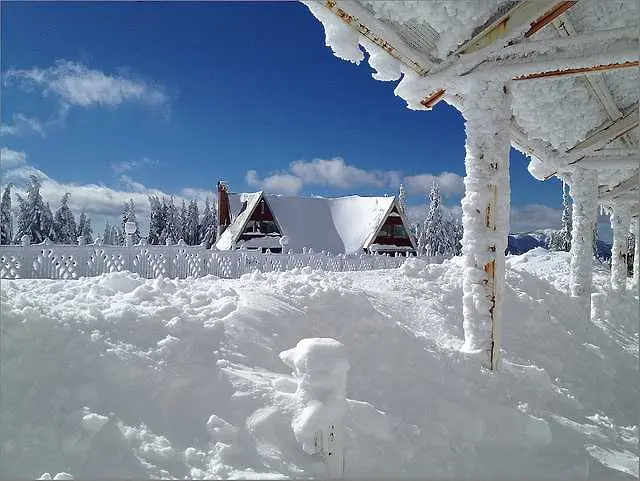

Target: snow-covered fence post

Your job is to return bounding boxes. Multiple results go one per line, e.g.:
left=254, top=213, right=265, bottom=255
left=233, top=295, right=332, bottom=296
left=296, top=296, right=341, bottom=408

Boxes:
left=279, top=338, right=348, bottom=478
left=590, top=292, right=605, bottom=323
left=19, top=235, right=32, bottom=278
left=569, top=169, right=598, bottom=313
left=609, top=202, right=631, bottom=293
left=459, top=80, right=512, bottom=371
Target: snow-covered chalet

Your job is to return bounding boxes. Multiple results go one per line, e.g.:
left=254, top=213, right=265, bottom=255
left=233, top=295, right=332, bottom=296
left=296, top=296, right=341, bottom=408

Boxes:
left=215, top=181, right=417, bottom=255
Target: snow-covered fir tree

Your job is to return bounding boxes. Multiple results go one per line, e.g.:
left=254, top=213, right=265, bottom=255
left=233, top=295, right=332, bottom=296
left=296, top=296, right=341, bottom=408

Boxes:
left=14, top=175, right=49, bottom=244
left=121, top=199, right=141, bottom=244
left=77, top=210, right=93, bottom=243
left=180, top=200, right=188, bottom=243
left=53, top=193, right=78, bottom=244
left=161, top=196, right=181, bottom=244
left=549, top=181, right=572, bottom=251
left=186, top=199, right=199, bottom=245
left=103, top=220, right=113, bottom=244
left=199, top=197, right=217, bottom=248
left=1, top=184, right=13, bottom=245
left=147, top=195, right=166, bottom=245
left=419, top=181, right=461, bottom=257
left=111, top=225, right=121, bottom=246
left=398, top=183, right=407, bottom=213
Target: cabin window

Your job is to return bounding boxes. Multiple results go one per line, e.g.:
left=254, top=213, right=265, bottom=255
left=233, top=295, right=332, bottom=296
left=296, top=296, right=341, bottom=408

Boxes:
left=260, top=220, right=278, bottom=234
left=392, top=225, right=409, bottom=239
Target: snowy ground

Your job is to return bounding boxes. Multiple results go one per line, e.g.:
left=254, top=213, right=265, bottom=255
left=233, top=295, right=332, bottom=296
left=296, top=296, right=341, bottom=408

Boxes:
left=1, top=249, right=638, bottom=479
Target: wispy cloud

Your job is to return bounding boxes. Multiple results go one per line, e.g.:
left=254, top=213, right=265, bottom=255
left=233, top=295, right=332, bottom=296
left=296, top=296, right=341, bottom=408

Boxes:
left=0, top=146, right=27, bottom=169
left=245, top=157, right=464, bottom=197
left=2, top=60, right=169, bottom=137
left=246, top=170, right=304, bottom=195
left=110, top=157, right=160, bottom=174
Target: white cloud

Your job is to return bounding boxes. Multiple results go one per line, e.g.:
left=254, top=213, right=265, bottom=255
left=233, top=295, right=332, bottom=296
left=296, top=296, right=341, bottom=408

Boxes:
left=0, top=147, right=27, bottom=169
left=510, top=204, right=562, bottom=233
left=403, top=172, right=464, bottom=196
left=246, top=169, right=304, bottom=195
left=289, top=157, right=401, bottom=189
left=110, top=157, right=160, bottom=174
left=2, top=60, right=168, bottom=137
left=5, top=60, right=167, bottom=108
left=245, top=157, right=464, bottom=197
left=0, top=114, right=48, bottom=137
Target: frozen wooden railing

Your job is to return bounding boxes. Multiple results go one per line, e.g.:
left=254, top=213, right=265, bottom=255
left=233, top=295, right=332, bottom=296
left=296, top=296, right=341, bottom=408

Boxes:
left=0, top=236, right=425, bottom=280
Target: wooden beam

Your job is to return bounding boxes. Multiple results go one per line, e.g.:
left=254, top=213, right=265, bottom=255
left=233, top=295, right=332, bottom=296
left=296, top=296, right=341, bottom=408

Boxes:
left=513, top=61, right=639, bottom=81
left=454, top=0, right=563, bottom=55
left=569, top=151, right=640, bottom=169
left=599, top=172, right=640, bottom=199
left=420, top=89, right=446, bottom=109
left=566, top=107, right=639, bottom=161
left=524, top=1, right=577, bottom=38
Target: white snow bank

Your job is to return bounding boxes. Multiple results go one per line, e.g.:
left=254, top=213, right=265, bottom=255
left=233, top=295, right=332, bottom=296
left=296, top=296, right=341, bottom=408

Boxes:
left=1, top=250, right=638, bottom=479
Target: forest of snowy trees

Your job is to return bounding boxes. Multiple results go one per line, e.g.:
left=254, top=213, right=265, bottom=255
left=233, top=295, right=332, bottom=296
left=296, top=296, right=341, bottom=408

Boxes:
left=0, top=176, right=218, bottom=248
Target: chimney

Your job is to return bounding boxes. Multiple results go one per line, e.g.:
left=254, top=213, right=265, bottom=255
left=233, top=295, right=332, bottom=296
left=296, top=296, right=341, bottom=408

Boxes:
left=217, top=180, right=231, bottom=238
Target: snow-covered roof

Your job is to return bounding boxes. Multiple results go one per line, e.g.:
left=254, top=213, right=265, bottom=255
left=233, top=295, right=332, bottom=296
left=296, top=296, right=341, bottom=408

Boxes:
left=216, top=192, right=416, bottom=254
left=302, top=0, right=639, bottom=217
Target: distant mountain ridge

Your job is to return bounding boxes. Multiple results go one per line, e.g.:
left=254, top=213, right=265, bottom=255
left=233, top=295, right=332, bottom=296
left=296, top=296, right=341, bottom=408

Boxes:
left=507, top=229, right=612, bottom=260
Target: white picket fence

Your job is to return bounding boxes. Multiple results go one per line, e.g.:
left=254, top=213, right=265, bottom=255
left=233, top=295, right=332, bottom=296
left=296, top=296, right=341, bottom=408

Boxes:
left=0, top=237, right=419, bottom=280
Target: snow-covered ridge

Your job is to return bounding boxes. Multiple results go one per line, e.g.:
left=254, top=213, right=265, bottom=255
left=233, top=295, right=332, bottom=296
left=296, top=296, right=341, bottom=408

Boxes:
left=1, top=249, right=637, bottom=479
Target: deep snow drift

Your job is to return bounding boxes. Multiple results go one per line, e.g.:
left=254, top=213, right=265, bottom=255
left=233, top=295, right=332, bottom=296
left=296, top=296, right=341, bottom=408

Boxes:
left=1, top=249, right=638, bottom=479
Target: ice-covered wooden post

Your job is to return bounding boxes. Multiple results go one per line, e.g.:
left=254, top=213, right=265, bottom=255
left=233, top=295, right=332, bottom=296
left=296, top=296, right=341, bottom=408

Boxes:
left=610, top=202, right=631, bottom=293
left=459, top=80, right=512, bottom=371
left=279, top=338, right=348, bottom=478
left=632, top=216, right=640, bottom=288
left=569, top=168, right=598, bottom=311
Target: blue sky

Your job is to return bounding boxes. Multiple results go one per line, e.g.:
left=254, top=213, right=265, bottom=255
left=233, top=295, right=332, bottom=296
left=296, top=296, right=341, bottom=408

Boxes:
left=1, top=1, right=603, bottom=237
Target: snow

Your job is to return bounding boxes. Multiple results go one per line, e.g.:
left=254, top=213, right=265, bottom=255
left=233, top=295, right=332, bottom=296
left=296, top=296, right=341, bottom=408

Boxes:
left=218, top=193, right=409, bottom=255
left=2, top=249, right=638, bottom=479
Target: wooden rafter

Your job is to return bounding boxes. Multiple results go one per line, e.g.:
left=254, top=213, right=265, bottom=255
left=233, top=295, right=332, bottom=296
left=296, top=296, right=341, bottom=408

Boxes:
left=513, top=61, right=639, bottom=81
left=599, top=172, right=640, bottom=199
left=565, top=107, right=639, bottom=162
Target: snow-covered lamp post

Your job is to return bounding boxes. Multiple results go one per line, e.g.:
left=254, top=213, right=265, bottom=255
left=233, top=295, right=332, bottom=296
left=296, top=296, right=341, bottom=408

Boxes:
left=124, top=221, right=137, bottom=248
left=610, top=202, right=631, bottom=293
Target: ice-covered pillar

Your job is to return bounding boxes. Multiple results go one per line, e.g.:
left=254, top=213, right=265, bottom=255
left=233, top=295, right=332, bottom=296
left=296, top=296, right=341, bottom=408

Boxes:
left=569, top=168, right=598, bottom=307
left=633, top=216, right=640, bottom=288
left=459, top=81, right=512, bottom=371
left=610, top=202, right=631, bottom=293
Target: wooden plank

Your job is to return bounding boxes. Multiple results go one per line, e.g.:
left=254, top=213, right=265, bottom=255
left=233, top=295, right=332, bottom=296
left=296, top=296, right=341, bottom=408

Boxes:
left=513, top=61, right=639, bottom=81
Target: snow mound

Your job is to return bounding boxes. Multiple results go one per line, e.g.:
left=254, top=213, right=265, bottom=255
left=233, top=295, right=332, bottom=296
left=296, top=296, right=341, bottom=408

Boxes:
left=1, top=250, right=638, bottom=479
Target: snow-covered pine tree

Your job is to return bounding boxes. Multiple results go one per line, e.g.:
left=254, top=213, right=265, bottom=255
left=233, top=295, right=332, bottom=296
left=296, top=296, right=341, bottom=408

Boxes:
left=121, top=199, right=140, bottom=244
left=422, top=181, right=445, bottom=256
left=14, top=175, right=49, bottom=244
left=77, top=210, right=93, bottom=243
left=199, top=197, right=217, bottom=248
left=186, top=199, right=199, bottom=245
left=103, top=220, right=112, bottom=244
left=180, top=200, right=188, bottom=243
left=1, top=184, right=13, bottom=244
left=161, top=196, right=181, bottom=244
left=147, top=195, right=166, bottom=245
left=111, top=225, right=121, bottom=246
left=53, top=193, right=78, bottom=244
left=549, top=181, right=572, bottom=251
left=398, top=183, right=407, bottom=213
